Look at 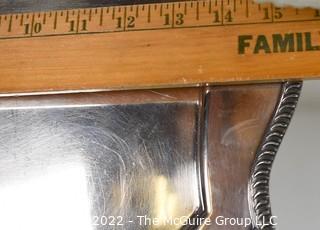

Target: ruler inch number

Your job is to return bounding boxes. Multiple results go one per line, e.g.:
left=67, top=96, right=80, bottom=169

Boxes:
left=0, top=0, right=320, bottom=93
left=0, top=0, right=319, bottom=39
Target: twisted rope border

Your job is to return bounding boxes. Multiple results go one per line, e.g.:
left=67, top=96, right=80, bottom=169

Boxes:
left=249, top=81, right=303, bottom=230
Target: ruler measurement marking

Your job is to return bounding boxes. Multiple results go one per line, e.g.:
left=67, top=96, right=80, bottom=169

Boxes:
left=112, top=7, right=115, bottom=20
left=246, top=0, right=249, bottom=17
left=196, top=1, right=200, bottom=20
left=185, top=2, right=187, bottom=15
left=89, top=9, right=92, bottom=21
left=100, top=8, right=104, bottom=26
left=30, top=13, right=35, bottom=37
left=172, top=3, right=175, bottom=28
left=66, top=10, right=69, bottom=22
left=1, top=18, right=320, bottom=41
left=148, top=5, right=151, bottom=23
left=0, top=0, right=319, bottom=40
left=76, top=10, right=80, bottom=33
left=53, top=12, right=58, bottom=30
left=7, top=15, right=12, bottom=32
left=221, top=0, right=224, bottom=25
left=20, top=14, right=24, bottom=26
left=43, top=13, right=47, bottom=24
left=124, top=6, right=127, bottom=31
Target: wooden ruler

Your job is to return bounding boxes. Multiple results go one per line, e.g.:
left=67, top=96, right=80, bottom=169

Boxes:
left=0, top=0, right=319, bottom=93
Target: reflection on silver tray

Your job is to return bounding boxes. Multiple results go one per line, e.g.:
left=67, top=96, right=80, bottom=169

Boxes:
left=0, top=83, right=301, bottom=230
left=0, top=89, right=205, bottom=230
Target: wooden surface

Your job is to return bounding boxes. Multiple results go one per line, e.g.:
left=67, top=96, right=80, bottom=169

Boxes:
left=0, top=0, right=319, bottom=93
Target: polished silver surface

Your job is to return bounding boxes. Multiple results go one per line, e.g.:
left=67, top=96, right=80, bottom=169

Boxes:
left=0, top=89, right=205, bottom=230
left=0, top=84, right=301, bottom=230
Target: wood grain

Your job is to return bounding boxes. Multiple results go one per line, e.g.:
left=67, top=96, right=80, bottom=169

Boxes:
left=0, top=1, right=319, bottom=93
